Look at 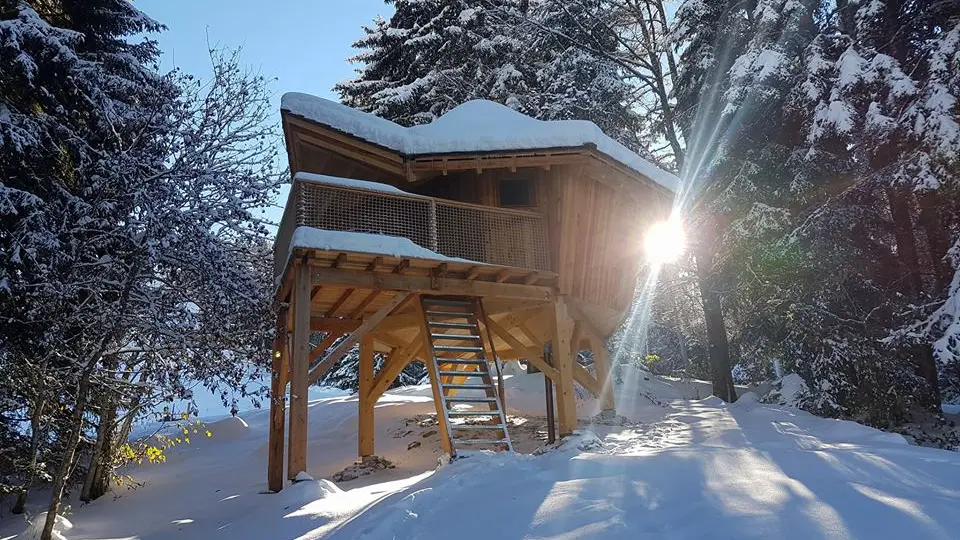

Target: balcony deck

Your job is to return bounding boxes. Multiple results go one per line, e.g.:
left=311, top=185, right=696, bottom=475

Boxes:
left=274, top=174, right=558, bottom=318
left=275, top=173, right=555, bottom=281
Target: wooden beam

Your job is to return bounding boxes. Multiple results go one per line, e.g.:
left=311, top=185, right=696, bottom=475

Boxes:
left=308, top=292, right=411, bottom=384
left=565, top=299, right=608, bottom=343
left=310, top=317, right=360, bottom=334
left=348, top=290, right=381, bottom=319
left=466, top=266, right=481, bottom=280
left=308, top=266, right=554, bottom=301
left=325, top=256, right=378, bottom=318
left=308, top=332, right=341, bottom=364
left=485, top=316, right=559, bottom=382
left=325, top=289, right=354, bottom=318
left=572, top=362, right=601, bottom=397
left=495, top=269, right=511, bottom=283
left=267, top=310, right=288, bottom=492
left=368, top=337, right=425, bottom=402
left=358, top=335, right=375, bottom=458
left=593, top=338, right=616, bottom=413
left=553, top=296, right=578, bottom=436
left=288, top=263, right=311, bottom=480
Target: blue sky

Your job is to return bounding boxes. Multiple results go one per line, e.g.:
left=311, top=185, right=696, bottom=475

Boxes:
left=138, top=0, right=392, bottom=101
left=136, top=0, right=394, bottom=224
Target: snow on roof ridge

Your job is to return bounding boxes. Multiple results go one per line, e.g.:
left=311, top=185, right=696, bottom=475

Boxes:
left=280, top=92, right=679, bottom=192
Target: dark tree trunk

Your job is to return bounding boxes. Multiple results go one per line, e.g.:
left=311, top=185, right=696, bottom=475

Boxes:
left=917, top=191, right=953, bottom=292
left=41, top=367, right=96, bottom=540
left=695, top=243, right=737, bottom=403
left=80, top=397, right=117, bottom=502
left=886, top=186, right=941, bottom=406
left=12, top=400, right=46, bottom=514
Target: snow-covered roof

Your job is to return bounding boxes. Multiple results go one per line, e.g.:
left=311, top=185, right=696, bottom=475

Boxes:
left=294, top=171, right=427, bottom=198
left=281, top=92, right=679, bottom=192
left=289, top=226, right=479, bottom=264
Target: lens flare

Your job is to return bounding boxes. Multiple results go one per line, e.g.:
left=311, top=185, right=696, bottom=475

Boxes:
left=644, top=219, right=686, bottom=264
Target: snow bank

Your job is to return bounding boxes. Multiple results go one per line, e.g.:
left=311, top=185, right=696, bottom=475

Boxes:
left=281, top=93, right=679, bottom=192
left=8, top=371, right=960, bottom=540
left=289, top=226, right=478, bottom=264
left=205, top=416, right=249, bottom=442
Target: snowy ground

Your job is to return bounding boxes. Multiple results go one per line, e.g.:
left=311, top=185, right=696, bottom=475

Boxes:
left=5, top=367, right=960, bottom=539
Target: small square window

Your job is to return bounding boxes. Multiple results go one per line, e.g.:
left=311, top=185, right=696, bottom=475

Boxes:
left=498, top=175, right=535, bottom=207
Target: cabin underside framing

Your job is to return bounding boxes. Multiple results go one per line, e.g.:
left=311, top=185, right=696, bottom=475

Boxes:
left=267, top=248, right=617, bottom=492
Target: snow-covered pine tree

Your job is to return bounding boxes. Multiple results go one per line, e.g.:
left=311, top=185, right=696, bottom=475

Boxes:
left=789, top=0, right=960, bottom=416
left=336, top=0, right=641, bottom=148
left=1, top=2, right=281, bottom=535
left=670, top=0, right=821, bottom=400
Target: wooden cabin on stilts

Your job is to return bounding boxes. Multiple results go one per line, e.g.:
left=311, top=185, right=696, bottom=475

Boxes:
left=266, top=93, right=678, bottom=491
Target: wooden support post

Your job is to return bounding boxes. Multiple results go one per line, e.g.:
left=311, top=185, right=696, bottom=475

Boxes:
left=288, top=262, right=311, bottom=480
left=593, top=339, right=616, bottom=415
left=267, top=310, right=288, bottom=492
left=553, top=296, right=578, bottom=436
left=358, top=335, right=375, bottom=459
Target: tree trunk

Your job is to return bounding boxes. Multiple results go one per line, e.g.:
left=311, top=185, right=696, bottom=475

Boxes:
left=12, top=400, right=46, bottom=514
left=695, top=243, right=737, bottom=402
left=886, top=186, right=941, bottom=406
left=917, top=191, right=952, bottom=292
left=41, top=369, right=95, bottom=540
left=80, top=396, right=117, bottom=502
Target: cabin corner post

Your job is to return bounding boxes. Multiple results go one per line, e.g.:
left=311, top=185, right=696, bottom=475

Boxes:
left=358, top=334, right=376, bottom=459
left=267, top=308, right=289, bottom=492
left=287, top=262, right=311, bottom=480
left=552, top=295, right=578, bottom=436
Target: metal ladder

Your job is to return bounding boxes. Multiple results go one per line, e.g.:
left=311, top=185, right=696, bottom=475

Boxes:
left=420, top=296, right=513, bottom=457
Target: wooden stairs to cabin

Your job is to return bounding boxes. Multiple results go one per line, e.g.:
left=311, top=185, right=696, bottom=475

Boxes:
left=419, top=296, right=514, bottom=456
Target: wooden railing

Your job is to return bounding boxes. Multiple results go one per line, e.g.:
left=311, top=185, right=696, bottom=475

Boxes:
left=274, top=176, right=551, bottom=278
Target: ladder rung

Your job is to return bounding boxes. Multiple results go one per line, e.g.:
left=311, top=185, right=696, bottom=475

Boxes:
left=436, top=358, right=486, bottom=365
left=428, top=321, right=477, bottom=329
left=442, top=383, right=493, bottom=390
left=452, top=438, right=509, bottom=445
left=423, top=298, right=474, bottom=307
left=447, top=410, right=499, bottom=416
left=425, top=310, right=472, bottom=319
left=435, top=345, right=483, bottom=352
left=439, top=370, right=485, bottom=377
left=450, top=424, right=505, bottom=430
left=431, top=333, right=480, bottom=341
left=445, top=396, right=497, bottom=403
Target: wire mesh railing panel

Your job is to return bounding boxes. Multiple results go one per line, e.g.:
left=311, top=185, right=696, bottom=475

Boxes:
left=277, top=178, right=552, bottom=274
left=435, top=202, right=550, bottom=270
left=298, top=183, right=434, bottom=250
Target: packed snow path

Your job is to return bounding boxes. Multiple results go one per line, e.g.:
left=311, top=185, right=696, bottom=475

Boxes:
left=7, top=374, right=960, bottom=539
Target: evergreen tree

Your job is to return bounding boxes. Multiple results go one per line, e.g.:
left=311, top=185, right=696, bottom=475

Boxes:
left=336, top=0, right=642, bottom=148
left=1, top=2, right=280, bottom=536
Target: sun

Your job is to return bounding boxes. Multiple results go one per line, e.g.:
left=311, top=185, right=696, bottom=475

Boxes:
left=644, top=218, right=686, bottom=264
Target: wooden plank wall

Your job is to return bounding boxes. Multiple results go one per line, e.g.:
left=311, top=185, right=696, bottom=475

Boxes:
left=554, top=165, right=653, bottom=315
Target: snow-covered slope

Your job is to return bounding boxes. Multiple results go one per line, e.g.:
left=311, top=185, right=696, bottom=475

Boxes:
left=6, top=370, right=960, bottom=539
left=281, top=93, right=680, bottom=192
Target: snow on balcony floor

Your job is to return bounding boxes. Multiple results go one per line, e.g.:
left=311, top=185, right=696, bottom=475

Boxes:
left=290, top=226, right=478, bottom=265
left=282, top=92, right=679, bottom=192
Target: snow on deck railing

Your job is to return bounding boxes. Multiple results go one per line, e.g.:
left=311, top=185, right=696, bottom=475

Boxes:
left=274, top=174, right=551, bottom=278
